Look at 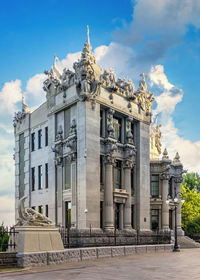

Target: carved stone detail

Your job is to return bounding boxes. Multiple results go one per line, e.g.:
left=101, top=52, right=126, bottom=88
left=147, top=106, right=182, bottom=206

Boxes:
left=16, top=196, right=53, bottom=227
left=174, top=176, right=183, bottom=184
left=134, top=74, right=154, bottom=116
left=126, top=117, right=134, bottom=144
left=160, top=173, right=171, bottom=181
left=106, top=109, right=115, bottom=138
left=64, top=119, right=77, bottom=162
left=13, top=102, right=30, bottom=127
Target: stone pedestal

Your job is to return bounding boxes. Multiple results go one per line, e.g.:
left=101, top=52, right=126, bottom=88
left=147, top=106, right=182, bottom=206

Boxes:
left=15, top=226, right=64, bottom=253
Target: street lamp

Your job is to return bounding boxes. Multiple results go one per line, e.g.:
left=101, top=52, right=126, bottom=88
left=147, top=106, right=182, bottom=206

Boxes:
left=166, top=187, right=185, bottom=252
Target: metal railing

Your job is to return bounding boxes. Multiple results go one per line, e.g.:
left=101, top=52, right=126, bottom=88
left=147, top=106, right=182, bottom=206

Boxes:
left=59, top=227, right=171, bottom=248
left=0, top=227, right=18, bottom=252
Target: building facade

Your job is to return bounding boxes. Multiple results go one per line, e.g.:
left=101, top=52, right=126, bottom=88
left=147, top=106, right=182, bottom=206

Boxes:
left=14, top=31, right=184, bottom=234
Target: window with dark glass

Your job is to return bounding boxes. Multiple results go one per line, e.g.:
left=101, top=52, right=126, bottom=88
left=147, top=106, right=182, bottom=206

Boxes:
left=45, top=205, right=48, bottom=217
left=131, top=205, right=134, bottom=228
left=38, top=205, right=43, bottom=214
left=31, top=167, right=35, bottom=191
left=115, top=203, right=120, bottom=229
left=151, top=209, right=159, bottom=231
left=100, top=110, right=103, bottom=137
left=131, top=167, right=134, bottom=195
left=64, top=109, right=70, bottom=138
left=45, top=127, right=48, bottom=146
left=100, top=201, right=103, bottom=229
left=38, top=129, right=42, bottom=149
left=64, top=162, right=71, bottom=190
left=169, top=178, right=173, bottom=197
left=31, top=133, right=35, bottom=151
left=45, top=163, right=48, bottom=189
left=131, top=122, right=134, bottom=141
left=38, top=165, right=42, bottom=190
left=113, top=160, right=122, bottom=189
left=151, top=174, right=159, bottom=197
left=65, top=201, right=71, bottom=228
left=113, top=116, right=122, bottom=142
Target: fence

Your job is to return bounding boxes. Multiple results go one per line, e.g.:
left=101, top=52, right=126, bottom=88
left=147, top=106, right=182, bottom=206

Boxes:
left=59, top=227, right=171, bottom=248
left=0, top=227, right=18, bottom=252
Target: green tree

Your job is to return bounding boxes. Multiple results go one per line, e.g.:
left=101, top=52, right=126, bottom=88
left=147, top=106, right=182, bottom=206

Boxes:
left=0, top=224, right=9, bottom=252
left=181, top=185, right=200, bottom=232
left=182, top=173, right=200, bottom=192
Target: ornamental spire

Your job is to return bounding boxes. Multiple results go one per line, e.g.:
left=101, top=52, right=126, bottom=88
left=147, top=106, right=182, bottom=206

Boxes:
left=86, top=25, right=90, bottom=45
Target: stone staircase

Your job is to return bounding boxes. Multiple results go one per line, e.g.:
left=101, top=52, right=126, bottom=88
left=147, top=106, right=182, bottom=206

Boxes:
left=0, top=252, right=17, bottom=268
left=177, top=236, right=200, bottom=249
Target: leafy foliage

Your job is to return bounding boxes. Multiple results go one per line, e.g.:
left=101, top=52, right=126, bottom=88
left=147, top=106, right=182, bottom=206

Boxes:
left=182, top=173, right=200, bottom=192
left=185, top=217, right=200, bottom=235
left=0, top=224, right=9, bottom=252
left=181, top=184, right=200, bottom=234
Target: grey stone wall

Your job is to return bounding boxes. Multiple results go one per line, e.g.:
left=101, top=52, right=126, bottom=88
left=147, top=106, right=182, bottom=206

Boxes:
left=17, top=244, right=172, bottom=268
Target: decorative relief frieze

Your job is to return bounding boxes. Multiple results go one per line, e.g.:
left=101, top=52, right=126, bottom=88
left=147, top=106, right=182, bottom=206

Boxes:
left=43, top=27, right=155, bottom=116
left=52, top=120, right=77, bottom=165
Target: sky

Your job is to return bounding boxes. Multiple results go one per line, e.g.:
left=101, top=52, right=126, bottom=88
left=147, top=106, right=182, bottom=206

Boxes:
left=0, top=0, right=200, bottom=225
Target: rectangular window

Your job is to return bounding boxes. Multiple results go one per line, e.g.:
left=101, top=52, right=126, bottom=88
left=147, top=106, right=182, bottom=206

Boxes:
left=113, top=117, right=122, bottom=142
left=169, top=178, right=173, bottom=197
left=38, top=129, right=42, bottom=149
left=38, top=205, right=43, bottom=214
left=131, top=167, right=134, bottom=195
left=45, top=127, right=48, bottom=146
left=65, top=201, right=71, bottom=228
left=115, top=203, right=120, bottom=229
left=113, top=160, right=122, bottom=189
left=151, top=174, right=159, bottom=198
left=131, top=205, right=134, bottom=228
left=45, top=205, right=48, bottom=217
left=31, top=133, right=35, bottom=151
left=31, top=167, right=35, bottom=191
left=45, top=163, right=48, bottom=189
left=151, top=209, right=159, bottom=231
left=38, top=165, right=42, bottom=190
left=64, top=109, right=71, bottom=138
left=100, top=201, right=103, bottom=229
left=100, top=155, right=103, bottom=185
left=64, top=161, right=71, bottom=190
left=100, top=110, right=103, bottom=137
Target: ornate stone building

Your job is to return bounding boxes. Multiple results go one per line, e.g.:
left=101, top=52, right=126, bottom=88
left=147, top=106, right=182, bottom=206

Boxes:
left=14, top=29, right=184, bottom=235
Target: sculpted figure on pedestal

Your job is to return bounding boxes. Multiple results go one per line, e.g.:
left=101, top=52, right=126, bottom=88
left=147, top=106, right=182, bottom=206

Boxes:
left=16, top=196, right=53, bottom=227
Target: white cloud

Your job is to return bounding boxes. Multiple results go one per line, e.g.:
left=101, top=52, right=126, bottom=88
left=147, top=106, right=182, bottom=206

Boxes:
left=150, top=65, right=200, bottom=172
left=115, top=0, right=200, bottom=67
left=26, top=73, right=46, bottom=106
left=0, top=80, right=22, bottom=115
left=56, top=51, right=81, bottom=71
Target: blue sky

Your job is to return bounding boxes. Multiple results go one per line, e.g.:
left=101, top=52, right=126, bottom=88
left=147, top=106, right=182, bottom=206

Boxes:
left=0, top=0, right=200, bottom=224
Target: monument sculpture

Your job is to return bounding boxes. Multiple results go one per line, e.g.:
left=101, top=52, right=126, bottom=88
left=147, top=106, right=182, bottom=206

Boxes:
left=15, top=197, right=64, bottom=253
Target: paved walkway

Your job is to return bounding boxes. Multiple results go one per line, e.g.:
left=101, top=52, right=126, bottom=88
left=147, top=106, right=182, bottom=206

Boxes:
left=1, top=249, right=200, bottom=280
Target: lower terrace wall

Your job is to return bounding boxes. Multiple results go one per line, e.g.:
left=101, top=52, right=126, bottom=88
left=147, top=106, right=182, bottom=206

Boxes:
left=17, top=244, right=172, bottom=268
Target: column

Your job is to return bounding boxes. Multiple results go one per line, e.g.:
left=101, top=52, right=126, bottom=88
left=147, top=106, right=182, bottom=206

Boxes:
left=104, top=156, right=114, bottom=230
left=175, top=177, right=184, bottom=236
left=124, top=161, right=132, bottom=229
left=161, top=174, right=170, bottom=231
